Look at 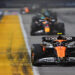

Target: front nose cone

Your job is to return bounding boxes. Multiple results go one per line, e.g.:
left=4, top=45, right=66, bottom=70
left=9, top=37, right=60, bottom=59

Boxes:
left=55, top=46, right=66, bottom=58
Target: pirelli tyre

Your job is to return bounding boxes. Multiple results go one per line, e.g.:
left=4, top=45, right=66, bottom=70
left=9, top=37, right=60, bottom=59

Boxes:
left=55, top=23, right=65, bottom=35
left=30, top=22, right=42, bottom=35
left=31, top=44, right=43, bottom=66
left=30, top=23, right=37, bottom=35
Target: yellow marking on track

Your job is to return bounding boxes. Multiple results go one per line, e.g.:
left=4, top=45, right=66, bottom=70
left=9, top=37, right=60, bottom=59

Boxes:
left=0, top=15, right=33, bottom=75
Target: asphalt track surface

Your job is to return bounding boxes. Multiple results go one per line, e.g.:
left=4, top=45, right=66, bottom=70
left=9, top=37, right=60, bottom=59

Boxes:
left=22, top=8, right=75, bottom=75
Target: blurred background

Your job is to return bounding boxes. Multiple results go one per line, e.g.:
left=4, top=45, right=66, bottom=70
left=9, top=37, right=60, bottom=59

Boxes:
left=0, top=0, right=75, bottom=8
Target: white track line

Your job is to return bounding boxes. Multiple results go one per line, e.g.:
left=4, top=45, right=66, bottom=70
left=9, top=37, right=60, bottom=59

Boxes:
left=18, top=14, right=40, bottom=75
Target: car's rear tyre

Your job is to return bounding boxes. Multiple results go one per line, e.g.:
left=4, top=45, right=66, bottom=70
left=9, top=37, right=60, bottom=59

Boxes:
left=31, top=44, right=43, bottom=66
left=56, top=23, right=65, bottom=35
left=30, top=22, right=37, bottom=35
left=30, top=22, right=43, bottom=35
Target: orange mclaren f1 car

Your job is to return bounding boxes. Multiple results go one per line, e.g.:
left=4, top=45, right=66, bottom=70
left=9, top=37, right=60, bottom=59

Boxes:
left=31, top=35, right=75, bottom=66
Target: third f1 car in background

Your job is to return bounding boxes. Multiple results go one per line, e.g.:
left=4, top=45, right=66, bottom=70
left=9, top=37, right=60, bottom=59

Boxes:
left=31, top=35, right=75, bottom=66
left=31, top=10, right=65, bottom=35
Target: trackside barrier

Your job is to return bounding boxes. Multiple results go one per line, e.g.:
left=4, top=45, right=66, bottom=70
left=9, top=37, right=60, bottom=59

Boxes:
left=0, top=0, right=75, bottom=8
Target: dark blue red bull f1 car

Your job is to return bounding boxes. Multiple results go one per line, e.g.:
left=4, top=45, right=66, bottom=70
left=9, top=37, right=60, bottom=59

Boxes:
left=31, top=11, right=65, bottom=35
